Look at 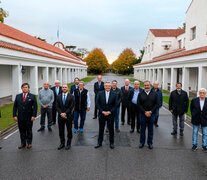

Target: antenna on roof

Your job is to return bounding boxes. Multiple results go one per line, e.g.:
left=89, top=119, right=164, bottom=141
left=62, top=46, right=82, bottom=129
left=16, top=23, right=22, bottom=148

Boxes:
left=57, top=24, right=60, bottom=41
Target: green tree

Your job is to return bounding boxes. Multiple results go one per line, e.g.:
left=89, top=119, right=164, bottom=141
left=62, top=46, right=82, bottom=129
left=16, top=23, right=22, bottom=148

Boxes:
left=85, top=48, right=109, bottom=74
left=0, top=1, right=9, bottom=23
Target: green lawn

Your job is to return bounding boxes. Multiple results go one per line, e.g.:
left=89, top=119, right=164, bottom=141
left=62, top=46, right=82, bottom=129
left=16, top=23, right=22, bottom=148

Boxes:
left=117, top=74, right=134, bottom=77
left=68, top=77, right=95, bottom=89
left=163, top=96, right=191, bottom=117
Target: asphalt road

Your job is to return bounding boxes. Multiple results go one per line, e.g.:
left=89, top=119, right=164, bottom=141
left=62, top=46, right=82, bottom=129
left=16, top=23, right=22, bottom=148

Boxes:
left=0, top=73, right=207, bottom=180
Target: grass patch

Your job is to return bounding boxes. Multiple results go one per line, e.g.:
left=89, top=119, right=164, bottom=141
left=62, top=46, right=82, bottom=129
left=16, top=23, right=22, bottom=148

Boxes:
left=68, top=77, right=95, bottom=89
left=163, top=96, right=191, bottom=117
left=162, top=89, right=170, bottom=93
left=117, top=74, right=134, bottom=77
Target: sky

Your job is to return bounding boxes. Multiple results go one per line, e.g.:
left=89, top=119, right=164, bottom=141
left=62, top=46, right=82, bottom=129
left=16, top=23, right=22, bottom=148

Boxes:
left=1, top=0, right=191, bottom=64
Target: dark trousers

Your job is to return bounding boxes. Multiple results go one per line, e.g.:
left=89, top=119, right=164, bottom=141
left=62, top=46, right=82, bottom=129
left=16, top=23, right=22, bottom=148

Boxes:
left=121, top=104, right=131, bottom=124
left=98, top=114, right=114, bottom=144
left=154, top=108, right=160, bottom=125
left=94, top=95, right=98, bottom=117
left=58, top=117, right=72, bottom=145
left=18, top=115, right=33, bottom=145
left=52, top=104, right=57, bottom=124
left=74, top=110, right=87, bottom=129
left=40, top=107, right=52, bottom=128
left=131, top=103, right=140, bottom=131
left=140, top=113, right=155, bottom=145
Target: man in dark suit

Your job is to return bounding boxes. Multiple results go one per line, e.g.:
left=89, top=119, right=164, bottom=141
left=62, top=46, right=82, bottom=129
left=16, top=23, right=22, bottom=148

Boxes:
left=93, top=75, right=104, bottom=119
left=51, top=80, right=62, bottom=125
left=13, top=83, right=37, bottom=149
left=190, top=88, right=207, bottom=152
left=95, top=81, right=117, bottom=149
left=70, top=77, right=80, bottom=94
left=128, top=81, right=143, bottom=133
left=56, top=84, right=75, bottom=150
left=169, top=82, right=189, bottom=136
left=121, top=79, right=132, bottom=125
left=137, top=81, right=158, bottom=149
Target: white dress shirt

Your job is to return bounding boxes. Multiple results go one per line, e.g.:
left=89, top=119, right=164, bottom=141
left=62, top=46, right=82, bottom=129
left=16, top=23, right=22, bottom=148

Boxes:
left=200, top=99, right=205, bottom=111
left=105, top=91, right=110, bottom=104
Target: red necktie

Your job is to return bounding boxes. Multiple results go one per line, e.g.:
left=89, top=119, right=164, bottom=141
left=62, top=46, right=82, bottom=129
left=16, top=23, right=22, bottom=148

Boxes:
left=126, top=87, right=128, bottom=93
left=23, top=93, right=26, bottom=104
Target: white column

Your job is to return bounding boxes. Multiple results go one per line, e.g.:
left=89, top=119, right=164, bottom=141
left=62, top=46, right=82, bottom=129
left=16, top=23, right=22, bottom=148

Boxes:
left=12, top=65, right=22, bottom=101
left=170, top=67, right=176, bottom=92
left=62, top=68, right=67, bottom=84
left=51, top=67, right=57, bottom=86
left=157, top=69, right=161, bottom=83
left=30, top=66, right=38, bottom=95
left=43, top=66, right=49, bottom=82
left=152, top=69, right=156, bottom=83
left=197, top=66, right=204, bottom=96
left=182, top=67, right=190, bottom=95
left=149, top=69, right=152, bottom=83
left=58, top=68, right=62, bottom=85
left=163, top=68, right=168, bottom=90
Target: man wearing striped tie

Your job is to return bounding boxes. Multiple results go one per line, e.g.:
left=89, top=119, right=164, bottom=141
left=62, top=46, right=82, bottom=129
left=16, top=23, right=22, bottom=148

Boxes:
left=56, top=84, right=75, bottom=150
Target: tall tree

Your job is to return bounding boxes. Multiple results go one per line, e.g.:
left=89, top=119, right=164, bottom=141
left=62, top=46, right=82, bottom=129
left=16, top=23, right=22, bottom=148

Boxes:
left=85, top=48, right=109, bottom=74
left=134, top=48, right=145, bottom=64
left=112, top=48, right=136, bottom=75
left=0, top=1, right=9, bottom=23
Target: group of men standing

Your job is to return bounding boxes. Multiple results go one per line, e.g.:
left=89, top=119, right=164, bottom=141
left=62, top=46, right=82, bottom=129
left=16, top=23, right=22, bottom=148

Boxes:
left=1, top=73, right=206, bottom=153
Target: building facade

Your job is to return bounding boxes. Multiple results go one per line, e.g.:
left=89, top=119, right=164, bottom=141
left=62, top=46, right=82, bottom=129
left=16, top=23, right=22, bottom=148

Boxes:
left=134, top=0, right=207, bottom=97
left=0, top=23, right=88, bottom=101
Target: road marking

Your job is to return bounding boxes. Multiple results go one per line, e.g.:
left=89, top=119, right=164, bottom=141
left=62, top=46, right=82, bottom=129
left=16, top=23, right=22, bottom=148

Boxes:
left=3, top=115, right=41, bottom=140
left=162, top=107, right=202, bottom=136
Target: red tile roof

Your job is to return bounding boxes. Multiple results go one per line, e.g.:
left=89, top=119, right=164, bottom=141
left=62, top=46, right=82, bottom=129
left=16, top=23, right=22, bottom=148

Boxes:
left=0, top=23, right=84, bottom=62
left=0, top=41, right=85, bottom=65
left=150, top=29, right=185, bottom=37
left=134, top=46, right=207, bottom=67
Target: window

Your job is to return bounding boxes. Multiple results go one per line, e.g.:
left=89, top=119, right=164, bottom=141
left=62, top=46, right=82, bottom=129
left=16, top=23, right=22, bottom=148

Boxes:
left=191, top=26, right=196, bottom=40
left=178, top=40, right=182, bottom=49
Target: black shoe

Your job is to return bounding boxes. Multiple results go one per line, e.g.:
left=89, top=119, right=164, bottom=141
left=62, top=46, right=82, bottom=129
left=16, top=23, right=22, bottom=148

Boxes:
left=203, top=146, right=207, bottom=153
left=65, top=145, right=71, bottom=150
left=48, top=127, right=52, bottom=132
left=180, top=131, right=184, bottom=136
left=148, top=145, right=153, bottom=149
left=58, top=144, right=65, bottom=150
left=18, top=144, right=26, bottom=149
left=121, top=122, right=124, bottom=125
left=115, top=128, right=120, bottom=133
left=171, top=130, right=177, bottom=135
left=130, top=129, right=134, bottom=133
left=93, top=116, right=97, bottom=119
left=139, top=144, right=144, bottom=148
left=37, top=127, right=45, bottom=132
left=0, top=147, right=2, bottom=149
left=110, top=144, right=115, bottom=149
left=94, top=144, right=102, bottom=149
left=155, top=124, right=159, bottom=127
left=192, top=145, right=198, bottom=152
left=105, top=129, right=109, bottom=133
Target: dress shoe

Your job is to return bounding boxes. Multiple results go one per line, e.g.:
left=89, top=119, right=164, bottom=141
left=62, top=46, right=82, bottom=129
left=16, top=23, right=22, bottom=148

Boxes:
left=94, top=144, right=102, bottom=149
left=171, top=130, right=177, bottom=135
left=148, top=145, right=153, bottom=149
left=130, top=129, right=134, bottom=133
left=48, top=127, right=52, bottom=132
left=65, top=144, right=71, bottom=150
left=93, top=116, right=97, bottom=119
left=203, top=146, right=207, bottom=153
left=180, top=131, right=184, bottom=136
left=18, top=144, right=26, bottom=149
left=121, top=122, right=124, bottom=125
left=58, top=144, right=65, bottom=150
left=115, top=128, right=120, bottom=133
left=139, top=144, right=144, bottom=148
left=37, top=127, right=45, bottom=132
left=110, top=144, right=115, bottom=149
left=27, top=144, right=32, bottom=149
left=0, top=147, right=2, bottom=149
left=155, top=124, right=159, bottom=127
left=105, top=128, right=109, bottom=133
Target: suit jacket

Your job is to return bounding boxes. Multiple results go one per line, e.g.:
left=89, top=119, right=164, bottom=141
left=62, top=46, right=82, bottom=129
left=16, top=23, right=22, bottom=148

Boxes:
left=121, top=86, right=133, bottom=106
left=51, top=86, right=62, bottom=105
left=70, top=84, right=79, bottom=94
left=190, top=97, right=207, bottom=126
left=96, top=91, right=117, bottom=116
left=169, top=89, right=189, bottom=115
left=111, top=87, right=121, bottom=107
left=94, top=81, right=104, bottom=96
left=56, top=93, right=75, bottom=119
left=137, top=90, right=159, bottom=114
left=13, top=93, right=37, bottom=120
left=128, top=87, right=143, bottom=105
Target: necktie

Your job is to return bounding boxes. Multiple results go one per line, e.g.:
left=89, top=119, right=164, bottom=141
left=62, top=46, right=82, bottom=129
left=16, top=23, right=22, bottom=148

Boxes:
left=63, top=94, right=66, bottom=105
left=23, top=93, right=26, bottom=104
left=126, top=87, right=128, bottom=93
left=56, top=88, right=58, bottom=95
left=106, top=92, right=109, bottom=104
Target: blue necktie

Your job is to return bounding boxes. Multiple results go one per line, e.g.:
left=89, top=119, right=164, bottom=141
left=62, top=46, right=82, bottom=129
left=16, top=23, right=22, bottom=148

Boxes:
left=56, top=88, right=58, bottom=95
left=63, top=94, right=66, bottom=105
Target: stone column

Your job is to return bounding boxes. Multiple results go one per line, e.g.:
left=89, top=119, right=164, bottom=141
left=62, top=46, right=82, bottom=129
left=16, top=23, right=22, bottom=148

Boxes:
left=57, top=68, right=62, bottom=85
left=170, top=67, right=176, bottom=92
left=30, top=66, right=38, bottom=95
left=12, top=65, right=22, bottom=101
left=182, top=67, right=190, bottom=95
left=62, top=68, right=67, bottom=84
left=51, top=67, right=57, bottom=86
left=163, top=68, right=168, bottom=90
left=42, top=66, right=49, bottom=83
